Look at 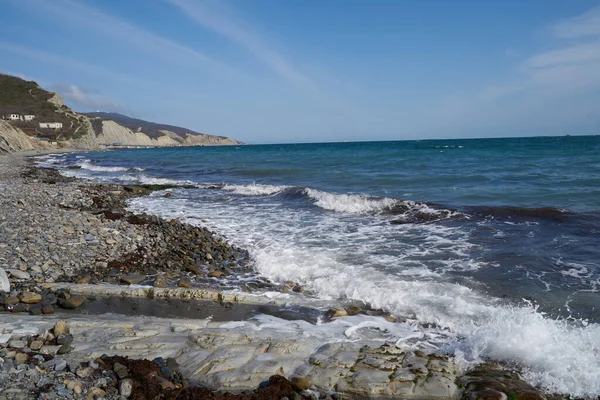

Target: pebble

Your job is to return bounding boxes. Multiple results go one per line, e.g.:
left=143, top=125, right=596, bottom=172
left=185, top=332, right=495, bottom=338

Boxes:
left=119, top=378, right=133, bottom=398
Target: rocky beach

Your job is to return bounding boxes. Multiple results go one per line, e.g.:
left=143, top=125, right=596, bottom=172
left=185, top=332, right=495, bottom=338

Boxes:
left=0, top=151, right=558, bottom=400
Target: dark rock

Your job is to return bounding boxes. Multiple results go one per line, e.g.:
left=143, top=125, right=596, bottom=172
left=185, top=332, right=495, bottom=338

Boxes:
left=42, top=305, right=55, bottom=314
left=153, top=275, right=167, bottom=288
left=177, top=277, right=192, bottom=288
left=120, top=274, right=146, bottom=285
left=56, top=334, right=73, bottom=346
left=58, top=295, right=86, bottom=309
left=187, top=265, right=204, bottom=276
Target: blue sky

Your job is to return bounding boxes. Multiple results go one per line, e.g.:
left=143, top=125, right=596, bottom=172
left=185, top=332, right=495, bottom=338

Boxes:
left=1, top=0, right=600, bottom=143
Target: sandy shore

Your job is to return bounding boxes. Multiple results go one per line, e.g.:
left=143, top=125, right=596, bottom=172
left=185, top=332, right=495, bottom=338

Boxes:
left=0, top=151, right=552, bottom=400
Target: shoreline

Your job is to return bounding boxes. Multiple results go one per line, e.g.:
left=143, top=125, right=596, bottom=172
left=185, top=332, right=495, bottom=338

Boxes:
left=0, top=151, right=555, bottom=400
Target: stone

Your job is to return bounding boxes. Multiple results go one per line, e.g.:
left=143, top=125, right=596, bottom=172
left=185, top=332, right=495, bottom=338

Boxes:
left=153, top=275, right=167, bottom=288
left=14, top=353, right=28, bottom=365
left=119, top=378, right=133, bottom=397
left=114, top=362, right=129, bottom=379
left=29, top=305, right=43, bottom=315
left=57, top=334, right=74, bottom=346
left=58, top=295, right=86, bottom=309
left=20, top=291, right=42, bottom=304
left=8, top=340, right=27, bottom=349
left=327, top=307, right=348, bottom=318
left=120, top=274, right=146, bottom=285
left=88, top=387, right=106, bottom=398
left=42, top=305, right=54, bottom=314
left=345, top=305, right=362, bottom=315
left=178, top=277, right=192, bottom=288
left=6, top=269, right=30, bottom=280
left=54, top=359, right=67, bottom=372
left=39, top=345, right=62, bottom=356
left=208, top=270, right=223, bottom=278
left=159, top=380, right=175, bottom=389
left=187, top=265, right=204, bottom=275
left=290, top=376, right=311, bottom=391
left=30, top=340, right=43, bottom=351
left=76, top=276, right=90, bottom=284
left=76, top=366, right=94, bottom=378
left=10, top=302, right=29, bottom=313
left=0, top=268, right=10, bottom=292
left=4, top=296, right=19, bottom=305
left=57, top=343, right=72, bottom=355
left=54, top=320, right=70, bottom=335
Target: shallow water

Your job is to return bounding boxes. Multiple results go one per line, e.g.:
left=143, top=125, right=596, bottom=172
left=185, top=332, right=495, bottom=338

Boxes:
left=37, top=135, right=600, bottom=396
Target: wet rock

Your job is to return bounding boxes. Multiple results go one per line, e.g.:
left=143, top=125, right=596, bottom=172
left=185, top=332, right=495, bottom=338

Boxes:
left=178, top=276, right=192, bottom=288
left=345, top=305, right=362, bottom=315
left=58, top=295, right=86, bottom=309
left=208, top=270, right=224, bottom=278
left=120, top=274, right=146, bottom=285
left=328, top=307, right=348, bottom=318
left=53, top=320, right=70, bottom=335
left=42, top=305, right=54, bottom=314
left=187, top=265, right=204, bottom=275
left=153, top=275, right=167, bottom=288
left=19, top=291, right=42, bottom=304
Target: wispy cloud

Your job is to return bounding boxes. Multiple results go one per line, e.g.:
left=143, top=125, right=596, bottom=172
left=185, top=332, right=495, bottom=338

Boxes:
left=0, top=42, right=139, bottom=84
left=523, top=40, right=600, bottom=69
left=553, top=5, right=600, bottom=38
left=168, top=0, right=315, bottom=89
left=48, top=84, right=125, bottom=112
left=7, top=0, right=237, bottom=75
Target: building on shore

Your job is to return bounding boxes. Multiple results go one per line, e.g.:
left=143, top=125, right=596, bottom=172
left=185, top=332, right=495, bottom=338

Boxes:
left=3, top=114, right=36, bottom=121
left=39, top=122, right=63, bottom=129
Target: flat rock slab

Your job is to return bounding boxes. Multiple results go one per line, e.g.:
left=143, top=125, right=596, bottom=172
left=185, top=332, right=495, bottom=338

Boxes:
left=0, top=311, right=462, bottom=399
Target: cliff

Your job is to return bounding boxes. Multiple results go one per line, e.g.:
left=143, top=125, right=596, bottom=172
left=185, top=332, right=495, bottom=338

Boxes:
left=0, top=74, right=242, bottom=153
left=84, top=112, right=243, bottom=146
left=0, top=121, right=51, bottom=153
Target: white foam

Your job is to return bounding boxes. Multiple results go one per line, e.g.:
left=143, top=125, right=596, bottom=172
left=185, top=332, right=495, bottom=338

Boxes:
left=127, top=193, right=600, bottom=396
left=304, top=188, right=399, bottom=213
left=79, top=161, right=129, bottom=172
left=222, top=183, right=289, bottom=196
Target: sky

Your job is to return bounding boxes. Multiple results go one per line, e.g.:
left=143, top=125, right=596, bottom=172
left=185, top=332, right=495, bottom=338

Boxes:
left=1, top=0, right=600, bottom=143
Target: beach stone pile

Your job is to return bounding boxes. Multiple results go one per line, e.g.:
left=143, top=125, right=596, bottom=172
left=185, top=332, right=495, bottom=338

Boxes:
left=0, top=157, right=254, bottom=299
left=0, top=321, right=119, bottom=400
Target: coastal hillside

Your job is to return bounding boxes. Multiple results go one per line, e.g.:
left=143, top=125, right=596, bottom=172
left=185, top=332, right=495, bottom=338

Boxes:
left=84, top=112, right=242, bottom=146
left=0, top=73, right=241, bottom=152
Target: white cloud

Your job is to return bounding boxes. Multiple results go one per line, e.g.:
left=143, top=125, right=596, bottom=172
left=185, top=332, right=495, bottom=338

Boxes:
left=523, top=40, right=600, bottom=69
left=168, top=0, right=315, bottom=89
left=50, top=84, right=124, bottom=112
left=0, top=42, right=139, bottom=84
left=7, top=0, right=237, bottom=75
left=553, top=5, right=600, bottom=38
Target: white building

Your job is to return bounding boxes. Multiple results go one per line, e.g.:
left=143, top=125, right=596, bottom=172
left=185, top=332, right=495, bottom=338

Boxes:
left=39, top=122, right=63, bottom=129
left=24, top=115, right=35, bottom=121
left=8, top=114, right=21, bottom=121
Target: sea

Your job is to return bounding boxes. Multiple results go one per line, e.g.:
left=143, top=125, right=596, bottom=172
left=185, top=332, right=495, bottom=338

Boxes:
left=37, top=135, right=600, bottom=397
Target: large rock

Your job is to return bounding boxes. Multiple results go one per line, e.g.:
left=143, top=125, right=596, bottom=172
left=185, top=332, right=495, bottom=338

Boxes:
left=6, top=269, right=31, bottom=280
left=20, top=291, right=42, bottom=304
left=0, top=267, right=10, bottom=292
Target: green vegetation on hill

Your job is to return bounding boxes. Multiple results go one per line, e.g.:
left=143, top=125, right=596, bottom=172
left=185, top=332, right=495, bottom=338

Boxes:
left=0, top=73, right=87, bottom=140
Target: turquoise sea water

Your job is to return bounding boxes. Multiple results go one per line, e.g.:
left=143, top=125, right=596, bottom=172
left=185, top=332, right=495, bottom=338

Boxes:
left=39, top=135, right=600, bottom=396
